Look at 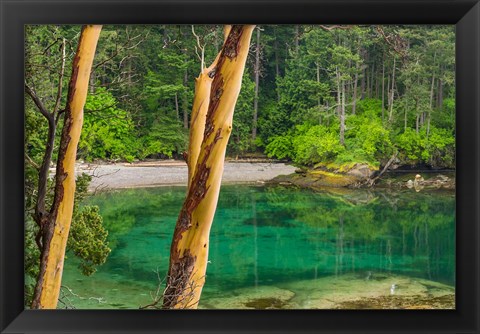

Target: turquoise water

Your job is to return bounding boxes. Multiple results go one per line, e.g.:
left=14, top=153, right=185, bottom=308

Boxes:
left=61, top=185, right=455, bottom=309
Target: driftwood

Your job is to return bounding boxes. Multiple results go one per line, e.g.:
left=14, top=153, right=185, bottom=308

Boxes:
left=367, top=152, right=398, bottom=186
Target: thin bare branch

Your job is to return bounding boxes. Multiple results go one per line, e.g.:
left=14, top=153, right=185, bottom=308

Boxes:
left=319, top=25, right=352, bottom=31
left=25, top=153, right=40, bottom=170
left=191, top=25, right=205, bottom=70
left=375, top=26, right=409, bottom=58
left=25, top=83, right=52, bottom=121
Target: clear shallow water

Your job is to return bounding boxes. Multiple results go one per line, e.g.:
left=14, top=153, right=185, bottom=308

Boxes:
left=61, top=185, right=455, bottom=309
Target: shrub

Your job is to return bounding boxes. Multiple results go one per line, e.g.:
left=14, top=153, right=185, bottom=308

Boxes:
left=395, top=127, right=455, bottom=167
left=292, top=124, right=344, bottom=165
left=79, top=88, right=138, bottom=161
left=346, top=110, right=394, bottom=163
left=265, top=134, right=294, bottom=160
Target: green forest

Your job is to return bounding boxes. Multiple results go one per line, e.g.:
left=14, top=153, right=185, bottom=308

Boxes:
left=26, top=25, right=455, bottom=170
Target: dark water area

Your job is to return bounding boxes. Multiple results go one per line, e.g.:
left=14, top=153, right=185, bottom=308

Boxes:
left=62, top=184, right=455, bottom=309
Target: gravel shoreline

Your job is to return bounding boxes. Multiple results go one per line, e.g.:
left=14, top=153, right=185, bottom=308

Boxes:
left=75, top=160, right=296, bottom=192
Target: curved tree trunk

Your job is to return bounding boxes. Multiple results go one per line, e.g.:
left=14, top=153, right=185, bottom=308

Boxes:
left=164, top=25, right=255, bottom=309
left=31, top=25, right=102, bottom=309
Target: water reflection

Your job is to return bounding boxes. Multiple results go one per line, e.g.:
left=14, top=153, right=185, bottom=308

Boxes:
left=63, top=185, right=455, bottom=308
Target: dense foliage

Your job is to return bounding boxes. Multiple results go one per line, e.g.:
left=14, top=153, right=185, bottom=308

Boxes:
left=26, top=24, right=455, bottom=168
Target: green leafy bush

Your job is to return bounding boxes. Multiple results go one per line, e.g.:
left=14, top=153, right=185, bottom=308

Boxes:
left=396, top=127, right=455, bottom=167
left=68, top=206, right=111, bottom=276
left=139, top=114, right=188, bottom=159
left=354, top=98, right=383, bottom=116
left=265, top=134, right=294, bottom=160
left=292, top=124, right=344, bottom=165
left=79, top=88, right=138, bottom=162
left=346, top=110, right=394, bottom=163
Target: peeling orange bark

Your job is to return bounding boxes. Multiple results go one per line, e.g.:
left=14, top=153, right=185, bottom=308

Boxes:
left=186, top=25, right=232, bottom=186
left=31, top=25, right=102, bottom=309
left=164, top=25, right=255, bottom=309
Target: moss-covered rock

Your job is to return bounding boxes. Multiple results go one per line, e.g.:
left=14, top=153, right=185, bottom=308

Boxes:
left=270, top=162, right=378, bottom=189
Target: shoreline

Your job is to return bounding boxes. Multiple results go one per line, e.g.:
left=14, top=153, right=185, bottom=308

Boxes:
left=71, top=160, right=455, bottom=193
left=74, top=160, right=297, bottom=192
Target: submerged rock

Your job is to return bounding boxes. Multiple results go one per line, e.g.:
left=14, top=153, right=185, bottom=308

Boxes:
left=199, top=286, right=295, bottom=309
left=199, top=273, right=454, bottom=310
left=281, top=273, right=454, bottom=309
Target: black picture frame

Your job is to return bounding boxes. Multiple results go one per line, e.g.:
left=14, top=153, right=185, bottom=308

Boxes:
left=1, top=0, right=479, bottom=333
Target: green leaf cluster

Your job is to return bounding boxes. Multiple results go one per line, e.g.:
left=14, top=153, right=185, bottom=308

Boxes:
left=68, top=206, right=111, bottom=276
left=396, top=127, right=455, bottom=168
left=80, top=88, right=138, bottom=162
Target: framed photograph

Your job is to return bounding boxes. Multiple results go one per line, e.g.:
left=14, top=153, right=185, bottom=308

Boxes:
left=1, top=0, right=479, bottom=333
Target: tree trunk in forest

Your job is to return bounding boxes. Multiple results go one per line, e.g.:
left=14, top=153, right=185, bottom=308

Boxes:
left=174, top=92, right=180, bottom=121
left=345, top=61, right=351, bottom=102
left=31, top=25, right=102, bottom=309
left=381, top=61, right=385, bottom=122
left=437, top=78, right=444, bottom=109
left=336, top=67, right=341, bottom=117
left=365, top=67, right=370, bottom=98
left=252, top=27, right=260, bottom=141
left=388, top=56, right=396, bottom=122
left=163, top=25, right=255, bottom=309
left=316, top=62, right=322, bottom=124
left=369, top=60, right=375, bottom=98
left=352, top=59, right=359, bottom=114
left=360, top=49, right=367, bottom=99
left=427, top=57, right=436, bottom=138
left=336, top=65, right=343, bottom=138
left=427, top=52, right=436, bottom=138
left=274, top=28, right=281, bottom=102
left=339, top=73, right=346, bottom=146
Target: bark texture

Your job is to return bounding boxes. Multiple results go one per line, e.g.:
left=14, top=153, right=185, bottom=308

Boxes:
left=31, top=25, right=102, bottom=309
left=164, top=25, right=255, bottom=309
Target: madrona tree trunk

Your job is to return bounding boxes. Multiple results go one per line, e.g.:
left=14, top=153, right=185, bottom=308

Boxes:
left=31, top=25, right=102, bottom=309
left=163, top=25, right=255, bottom=309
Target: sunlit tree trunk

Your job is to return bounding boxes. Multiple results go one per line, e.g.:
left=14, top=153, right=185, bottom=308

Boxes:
left=31, top=25, right=102, bottom=309
left=164, top=25, right=255, bottom=309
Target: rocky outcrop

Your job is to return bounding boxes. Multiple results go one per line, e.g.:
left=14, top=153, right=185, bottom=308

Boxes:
left=269, top=163, right=455, bottom=191
left=403, top=174, right=455, bottom=191
left=269, top=163, right=377, bottom=189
